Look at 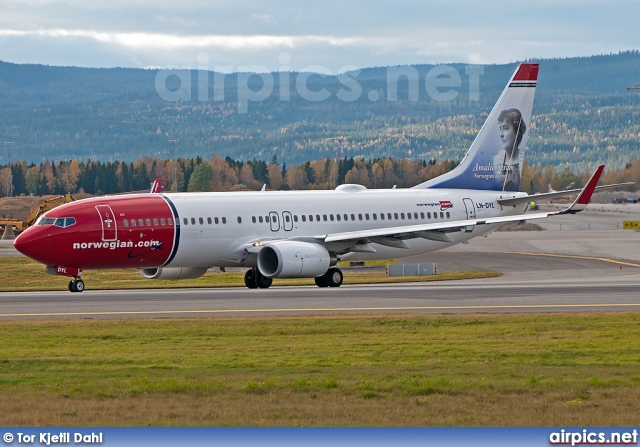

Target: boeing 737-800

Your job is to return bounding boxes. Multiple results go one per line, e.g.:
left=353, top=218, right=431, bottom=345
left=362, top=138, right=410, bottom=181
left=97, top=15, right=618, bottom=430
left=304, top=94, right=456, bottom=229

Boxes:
left=13, top=63, right=619, bottom=292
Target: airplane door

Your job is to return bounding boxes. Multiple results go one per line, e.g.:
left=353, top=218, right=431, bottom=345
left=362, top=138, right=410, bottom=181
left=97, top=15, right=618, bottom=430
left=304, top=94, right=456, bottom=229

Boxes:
left=282, top=211, right=293, bottom=231
left=269, top=211, right=280, bottom=232
left=95, top=205, right=117, bottom=241
left=462, top=198, right=476, bottom=233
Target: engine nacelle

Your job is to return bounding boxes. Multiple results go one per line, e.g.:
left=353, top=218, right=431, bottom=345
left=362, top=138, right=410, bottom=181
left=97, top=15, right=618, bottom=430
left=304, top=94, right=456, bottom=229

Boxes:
left=139, top=267, right=209, bottom=280
left=257, top=241, right=330, bottom=278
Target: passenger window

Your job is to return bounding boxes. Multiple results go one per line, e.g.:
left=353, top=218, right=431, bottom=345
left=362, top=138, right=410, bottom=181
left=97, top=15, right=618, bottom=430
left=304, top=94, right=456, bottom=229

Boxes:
left=343, top=214, right=348, bottom=221
left=336, top=214, right=341, bottom=221
left=294, top=215, right=298, bottom=222
left=207, top=217, right=212, bottom=224
left=252, top=216, right=256, bottom=223
left=388, top=213, right=392, bottom=220
left=199, top=217, right=204, bottom=225
left=365, top=214, right=369, bottom=220
left=222, top=217, right=227, bottom=224
left=309, top=215, right=314, bottom=222
left=191, top=218, right=196, bottom=225
left=427, top=212, right=431, bottom=219
left=139, top=219, right=144, bottom=226
left=401, top=213, right=405, bottom=220
left=161, top=218, right=166, bottom=226
left=259, top=216, right=263, bottom=223
left=154, top=218, right=159, bottom=226
left=434, top=213, right=438, bottom=219
left=123, top=219, right=129, bottom=227
left=316, top=215, right=320, bottom=221
left=446, top=212, right=450, bottom=218
left=420, top=213, right=425, bottom=219
left=407, top=213, right=412, bottom=220
left=168, top=218, right=173, bottom=226
left=351, top=214, right=355, bottom=221
left=323, top=215, right=328, bottom=222
left=358, top=214, right=363, bottom=221
left=131, top=219, right=136, bottom=227
left=373, top=213, right=377, bottom=220
left=302, top=215, right=306, bottom=222
left=285, top=215, right=291, bottom=223
left=215, top=217, right=219, bottom=224
left=183, top=218, right=188, bottom=225
left=237, top=216, right=242, bottom=224
left=380, top=213, right=385, bottom=220
left=440, top=212, right=444, bottom=218
left=414, top=212, right=419, bottom=219
left=329, top=214, right=334, bottom=221
left=394, top=213, right=398, bottom=220
left=145, top=218, right=151, bottom=226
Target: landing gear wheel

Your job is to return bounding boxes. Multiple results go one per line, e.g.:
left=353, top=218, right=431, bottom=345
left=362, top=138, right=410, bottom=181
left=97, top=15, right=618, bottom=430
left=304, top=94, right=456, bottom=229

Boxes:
left=315, top=268, right=343, bottom=288
left=245, top=269, right=272, bottom=289
left=244, top=269, right=258, bottom=289
left=255, top=270, right=273, bottom=289
left=326, top=268, right=343, bottom=287
left=68, top=279, right=85, bottom=293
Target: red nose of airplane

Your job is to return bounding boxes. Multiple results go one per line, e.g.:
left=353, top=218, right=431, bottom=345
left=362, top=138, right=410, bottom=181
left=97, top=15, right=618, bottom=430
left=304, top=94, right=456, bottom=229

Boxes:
left=14, top=227, right=53, bottom=265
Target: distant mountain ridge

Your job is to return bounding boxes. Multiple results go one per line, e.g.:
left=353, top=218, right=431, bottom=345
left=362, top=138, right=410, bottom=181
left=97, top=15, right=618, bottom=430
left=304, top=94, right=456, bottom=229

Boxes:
left=1, top=51, right=639, bottom=171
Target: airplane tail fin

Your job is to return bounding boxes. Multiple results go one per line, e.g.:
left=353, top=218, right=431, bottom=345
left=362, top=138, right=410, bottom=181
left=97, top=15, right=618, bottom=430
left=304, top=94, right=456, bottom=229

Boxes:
left=414, top=63, right=538, bottom=191
left=151, top=178, right=165, bottom=194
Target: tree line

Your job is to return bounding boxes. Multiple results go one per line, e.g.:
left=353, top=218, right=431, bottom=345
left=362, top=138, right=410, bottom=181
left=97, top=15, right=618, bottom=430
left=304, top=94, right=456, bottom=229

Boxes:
left=0, top=156, right=639, bottom=197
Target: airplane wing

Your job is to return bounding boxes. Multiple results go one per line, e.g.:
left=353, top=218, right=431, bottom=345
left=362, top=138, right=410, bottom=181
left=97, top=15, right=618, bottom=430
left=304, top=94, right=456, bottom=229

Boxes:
left=320, top=165, right=606, bottom=247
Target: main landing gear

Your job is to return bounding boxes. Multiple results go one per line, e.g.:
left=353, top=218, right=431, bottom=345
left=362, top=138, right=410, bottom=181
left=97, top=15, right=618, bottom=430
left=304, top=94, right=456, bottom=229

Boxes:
left=314, top=267, right=343, bottom=288
left=68, top=278, right=85, bottom=293
left=244, top=268, right=273, bottom=289
left=243, top=267, right=344, bottom=289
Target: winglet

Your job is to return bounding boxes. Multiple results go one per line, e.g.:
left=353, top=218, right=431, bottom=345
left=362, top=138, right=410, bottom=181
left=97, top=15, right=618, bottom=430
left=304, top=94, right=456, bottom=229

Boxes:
left=556, top=165, right=604, bottom=214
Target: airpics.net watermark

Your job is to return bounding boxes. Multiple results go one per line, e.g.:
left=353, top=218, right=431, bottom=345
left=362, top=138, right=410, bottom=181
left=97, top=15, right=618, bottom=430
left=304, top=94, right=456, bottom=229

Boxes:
left=155, top=52, right=485, bottom=113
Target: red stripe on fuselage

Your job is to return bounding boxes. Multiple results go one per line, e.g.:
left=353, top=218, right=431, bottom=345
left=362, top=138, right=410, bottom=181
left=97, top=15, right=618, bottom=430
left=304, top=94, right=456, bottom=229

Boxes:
left=14, top=195, right=176, bottom=269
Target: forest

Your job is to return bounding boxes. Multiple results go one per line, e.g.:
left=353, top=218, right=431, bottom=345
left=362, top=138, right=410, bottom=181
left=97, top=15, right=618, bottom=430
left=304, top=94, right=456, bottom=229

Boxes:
left=1, top=155, right=638, bottom=200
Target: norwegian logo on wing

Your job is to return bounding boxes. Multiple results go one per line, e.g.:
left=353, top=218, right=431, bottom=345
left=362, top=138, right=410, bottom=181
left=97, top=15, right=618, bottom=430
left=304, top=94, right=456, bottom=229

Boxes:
left=439, top=200, right=454, bottom=211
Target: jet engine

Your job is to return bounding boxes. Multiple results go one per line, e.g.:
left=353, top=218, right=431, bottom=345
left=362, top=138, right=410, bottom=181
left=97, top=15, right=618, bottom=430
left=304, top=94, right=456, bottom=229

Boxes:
left=139, top=267, right=209, bottom=280
left=257, top=241, right=330, bottom=278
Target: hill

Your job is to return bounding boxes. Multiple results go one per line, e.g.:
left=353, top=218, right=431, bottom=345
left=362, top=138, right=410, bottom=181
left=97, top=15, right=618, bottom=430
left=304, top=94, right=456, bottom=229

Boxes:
left=1, top=51, right=639, bottom=170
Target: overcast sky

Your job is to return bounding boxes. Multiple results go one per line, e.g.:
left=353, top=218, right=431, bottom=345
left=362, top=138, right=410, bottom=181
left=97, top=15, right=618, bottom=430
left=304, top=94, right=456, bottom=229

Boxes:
left=0, top=0, right=638, bottom=72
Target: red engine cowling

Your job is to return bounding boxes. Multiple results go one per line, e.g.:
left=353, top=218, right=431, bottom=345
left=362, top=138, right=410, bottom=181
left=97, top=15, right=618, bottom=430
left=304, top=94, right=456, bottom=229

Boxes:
left=257, top=241, right=330, bottom=278
left=139, top=267, right=209, bottom=280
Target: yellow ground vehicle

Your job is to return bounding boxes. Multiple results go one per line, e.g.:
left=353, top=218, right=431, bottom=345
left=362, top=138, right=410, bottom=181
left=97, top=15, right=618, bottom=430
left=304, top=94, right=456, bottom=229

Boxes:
left=0, top=194, right=75, bottom=234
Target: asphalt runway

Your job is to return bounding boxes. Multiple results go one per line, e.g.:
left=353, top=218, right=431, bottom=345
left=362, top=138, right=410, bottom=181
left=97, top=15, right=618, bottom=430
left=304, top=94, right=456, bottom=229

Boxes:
left=2, top=218, right=640, bottom=320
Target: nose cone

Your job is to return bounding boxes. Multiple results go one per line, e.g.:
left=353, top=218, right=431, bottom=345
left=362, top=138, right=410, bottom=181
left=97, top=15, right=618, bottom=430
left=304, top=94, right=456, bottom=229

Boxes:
left=14, top=227, right=54, bottom=265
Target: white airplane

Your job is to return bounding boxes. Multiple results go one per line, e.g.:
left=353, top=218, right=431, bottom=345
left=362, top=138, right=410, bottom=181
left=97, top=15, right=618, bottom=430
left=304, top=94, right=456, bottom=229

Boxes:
left=13, top=63, right=621, bottom=292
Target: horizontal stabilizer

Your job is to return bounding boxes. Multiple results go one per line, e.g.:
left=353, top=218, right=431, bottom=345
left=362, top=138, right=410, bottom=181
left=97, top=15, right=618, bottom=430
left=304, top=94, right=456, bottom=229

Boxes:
left=498, top=181, right=634, bottom=207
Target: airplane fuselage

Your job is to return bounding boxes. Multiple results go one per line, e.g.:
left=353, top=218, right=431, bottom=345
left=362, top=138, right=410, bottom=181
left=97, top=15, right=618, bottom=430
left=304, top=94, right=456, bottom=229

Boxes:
left=15, top=187, right=527, bottom=271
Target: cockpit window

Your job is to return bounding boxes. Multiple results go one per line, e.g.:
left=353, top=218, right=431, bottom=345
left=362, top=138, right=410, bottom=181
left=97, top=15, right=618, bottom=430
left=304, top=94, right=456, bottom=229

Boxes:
left=37, top=218, right=56, bottom=226
left=37, top=217, right=76, bottom=228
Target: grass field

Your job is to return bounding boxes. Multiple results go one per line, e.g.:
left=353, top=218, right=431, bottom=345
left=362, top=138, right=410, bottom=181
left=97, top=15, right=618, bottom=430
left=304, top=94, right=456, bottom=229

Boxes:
left=0, top=257, right=500, bottom=291
left=1, top=313, right=640, bottom=426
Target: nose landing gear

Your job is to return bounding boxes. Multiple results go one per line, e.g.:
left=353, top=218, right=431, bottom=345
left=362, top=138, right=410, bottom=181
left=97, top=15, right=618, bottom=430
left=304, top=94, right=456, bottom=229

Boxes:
left=68, top=278, right=85, bottom=293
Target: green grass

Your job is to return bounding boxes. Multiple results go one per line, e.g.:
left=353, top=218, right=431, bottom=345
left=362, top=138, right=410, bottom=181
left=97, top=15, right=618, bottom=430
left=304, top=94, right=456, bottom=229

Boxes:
left=1, top=313, right=640, bottom=426
left=0, top=257, right=500, bottom=291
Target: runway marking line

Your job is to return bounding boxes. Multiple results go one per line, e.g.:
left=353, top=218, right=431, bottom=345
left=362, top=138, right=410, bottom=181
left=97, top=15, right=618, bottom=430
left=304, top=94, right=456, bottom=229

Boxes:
left=459, top=250, right=640, bottom=268
left=3, top=303, right=640, bottom=318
